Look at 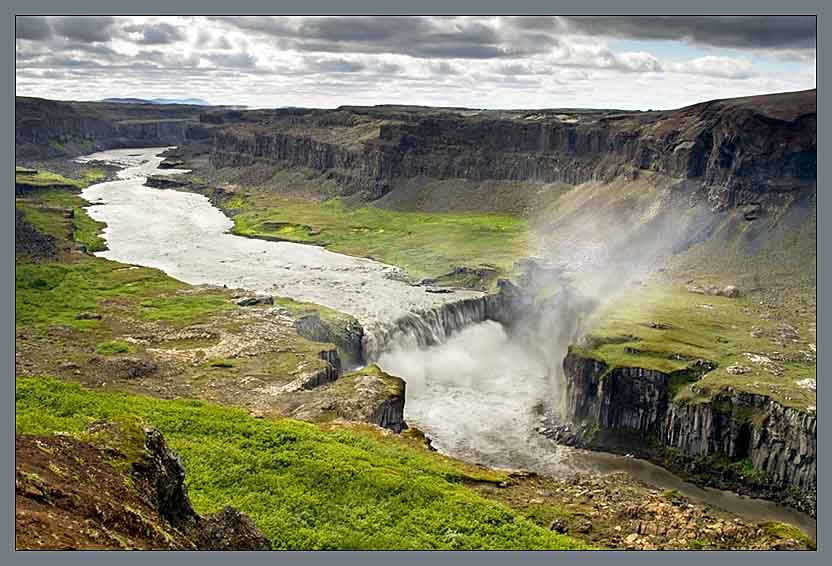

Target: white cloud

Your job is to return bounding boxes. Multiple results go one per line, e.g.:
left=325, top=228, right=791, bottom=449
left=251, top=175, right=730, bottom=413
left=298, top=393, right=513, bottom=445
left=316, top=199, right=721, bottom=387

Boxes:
left=15, top=16, right=815, bottom=110
left=667, top=56, right=755, bottom=79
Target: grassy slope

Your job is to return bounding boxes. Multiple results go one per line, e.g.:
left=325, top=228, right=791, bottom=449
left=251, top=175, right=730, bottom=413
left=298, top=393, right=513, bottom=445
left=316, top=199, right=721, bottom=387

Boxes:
left=578, top=284, right=816, bottom=410
left=16, top=376, right=591, bottom=550
left=16, top=168, right=108, bottom=252
left=225, top=193, right=529, bottom=280
left=16, top=258, right=233, bottom=331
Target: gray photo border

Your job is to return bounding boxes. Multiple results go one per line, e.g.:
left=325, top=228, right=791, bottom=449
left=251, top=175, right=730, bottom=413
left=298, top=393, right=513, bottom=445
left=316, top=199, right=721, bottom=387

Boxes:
left=2, top=1, right=825, bottom=564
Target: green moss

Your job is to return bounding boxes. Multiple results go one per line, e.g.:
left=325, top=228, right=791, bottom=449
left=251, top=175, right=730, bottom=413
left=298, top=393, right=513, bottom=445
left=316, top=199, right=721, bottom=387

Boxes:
left=687, top=539, right=707, bottom=550
left=16, top=376, right=593, bottom=550
left=16, top=257, right=231, bottom=332
left=96, top=340, right=131, bottom=355
left=516, top=502, right=575, bottom=528
left=760, top=521, right=816, bottom=549
left=72, top=209, right=107, bottom=252
left=16, top=202, right=72, bottom=241
left=578, top=284, right=816, bottom=410
left=338, top=365, right=404, bottom=396
left=272, top=296, right=353, bottom=326
left=226, top=194, right=529, bottom=280
left=79, top=416, right=148, bottom=472
left=16, top=169, right=83, bottom=189
left=206, top=358, right=235, bottom=368
left=661, top=489, right=684, bottom=503
left=137, top=294, right=234, bottom=326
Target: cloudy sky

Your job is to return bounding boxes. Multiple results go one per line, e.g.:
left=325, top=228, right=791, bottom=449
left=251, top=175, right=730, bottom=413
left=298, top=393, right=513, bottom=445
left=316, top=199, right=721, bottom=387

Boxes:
left=15, top=16, right=816, bottom=110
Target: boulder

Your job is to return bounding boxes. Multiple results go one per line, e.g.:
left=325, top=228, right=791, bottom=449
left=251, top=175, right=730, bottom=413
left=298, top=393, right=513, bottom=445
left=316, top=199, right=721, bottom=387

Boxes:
left=235, top=295, right=274, bottom=307
left=200, top=507, right=271, bottom=551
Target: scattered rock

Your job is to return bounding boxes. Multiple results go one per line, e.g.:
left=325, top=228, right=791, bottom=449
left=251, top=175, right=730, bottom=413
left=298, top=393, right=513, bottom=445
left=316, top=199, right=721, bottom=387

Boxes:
left=158, top=159, right=186, bottom=169
left=720, top=286, right=741, bottom=298
left=574, top=519, right=592, bottom=534
left=145, top=175, right=189, bottom=189
left=726, top=365, right=752, bottom=375
left=549, top=518, right=568, bottom=534
left=796, top=378, right=816, bottom=392
left=75, top=312, right=102, bottom=320
left=686, top=283, right=742, bottom=298
left=235, top=295, right=274, bottom=307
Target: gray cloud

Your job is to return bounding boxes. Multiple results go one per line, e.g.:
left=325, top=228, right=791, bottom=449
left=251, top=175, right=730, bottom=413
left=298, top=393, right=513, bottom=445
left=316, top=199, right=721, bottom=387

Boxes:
left=432, top=61, right=462, bottom=75
left=196, top=31, right=232, bottom=50
left=124, top=22, right=186, bottom=45
left=16, top=38, right=120, bottom=67
left=562, top=16, right=816, bottom=50
left=205, top=52, right=257, bottom=68
left=51, top=16, right=116, bottom=43
left=216, top=16, right=551, bottom=59
left=16, top=16, right=52, bottom=40
left=309, top=58, right=366, bottom=73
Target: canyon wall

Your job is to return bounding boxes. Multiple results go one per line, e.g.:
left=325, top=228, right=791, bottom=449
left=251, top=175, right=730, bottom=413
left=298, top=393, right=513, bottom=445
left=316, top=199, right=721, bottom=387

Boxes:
left=209, top=90, right=816, bottom=209
left=559, top=350, right=816, bottom=512
left=15, top=97, right=214, bottom=160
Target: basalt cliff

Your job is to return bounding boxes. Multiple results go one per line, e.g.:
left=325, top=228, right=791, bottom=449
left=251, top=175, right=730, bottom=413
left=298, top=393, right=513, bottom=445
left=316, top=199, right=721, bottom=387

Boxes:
left=207, top=90, right=815, bottom=210
left=554, top=349, right=816, bottom=516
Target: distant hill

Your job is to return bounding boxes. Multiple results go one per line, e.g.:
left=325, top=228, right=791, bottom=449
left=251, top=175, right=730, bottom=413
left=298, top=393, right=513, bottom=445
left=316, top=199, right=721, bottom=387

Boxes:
left=102, top=97, right=211, bottom=106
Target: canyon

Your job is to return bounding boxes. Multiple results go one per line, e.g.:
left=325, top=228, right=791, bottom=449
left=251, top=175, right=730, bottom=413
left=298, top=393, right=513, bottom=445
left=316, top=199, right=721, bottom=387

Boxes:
left=14, top=89, right=817, bottom=548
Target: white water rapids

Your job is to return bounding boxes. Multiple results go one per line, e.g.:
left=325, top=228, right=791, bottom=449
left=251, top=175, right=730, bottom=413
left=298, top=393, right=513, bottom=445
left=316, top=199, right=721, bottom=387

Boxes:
left=77, top=147, right=814, bottom=538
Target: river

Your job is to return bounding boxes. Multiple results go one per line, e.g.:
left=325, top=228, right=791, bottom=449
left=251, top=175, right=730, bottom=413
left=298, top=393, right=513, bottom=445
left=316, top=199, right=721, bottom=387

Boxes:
left=79, top=147, right=480, bottom=326
left=78, top=147, right=815, bottom=539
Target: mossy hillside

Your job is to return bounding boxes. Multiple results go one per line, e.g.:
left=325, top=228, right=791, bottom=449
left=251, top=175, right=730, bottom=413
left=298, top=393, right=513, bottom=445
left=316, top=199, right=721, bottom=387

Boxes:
left=224, top=193, right=529, bottom=281
left=96, top=340, right=132, bottom=355
left=15, top=166, right=105, bottom=189
left=760, top=521, right=816, bottom=550
left=16, top=167, right=108, bottom=253
left=580, top=285, right=816, bottom=410
left=16, top=376, right=593, bottom=550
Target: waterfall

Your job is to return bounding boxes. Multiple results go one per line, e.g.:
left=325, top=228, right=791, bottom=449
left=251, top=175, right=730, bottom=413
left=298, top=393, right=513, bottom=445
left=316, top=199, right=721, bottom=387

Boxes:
left=362, top=296, right=495, bottom=363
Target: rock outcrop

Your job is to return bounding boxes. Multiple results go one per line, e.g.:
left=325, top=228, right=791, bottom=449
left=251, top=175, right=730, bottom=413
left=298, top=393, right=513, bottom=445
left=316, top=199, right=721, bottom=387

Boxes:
left=15, top=208, right=59, bottom=260
left=15, top=422, right=271, bottom=550
left=294, top=312, right=365, bottom=367
left=557, top=350, right=816, bottom=514
left=287, top=365, right=407, bottom=432
left=663, top=392, right=816, bottom=491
